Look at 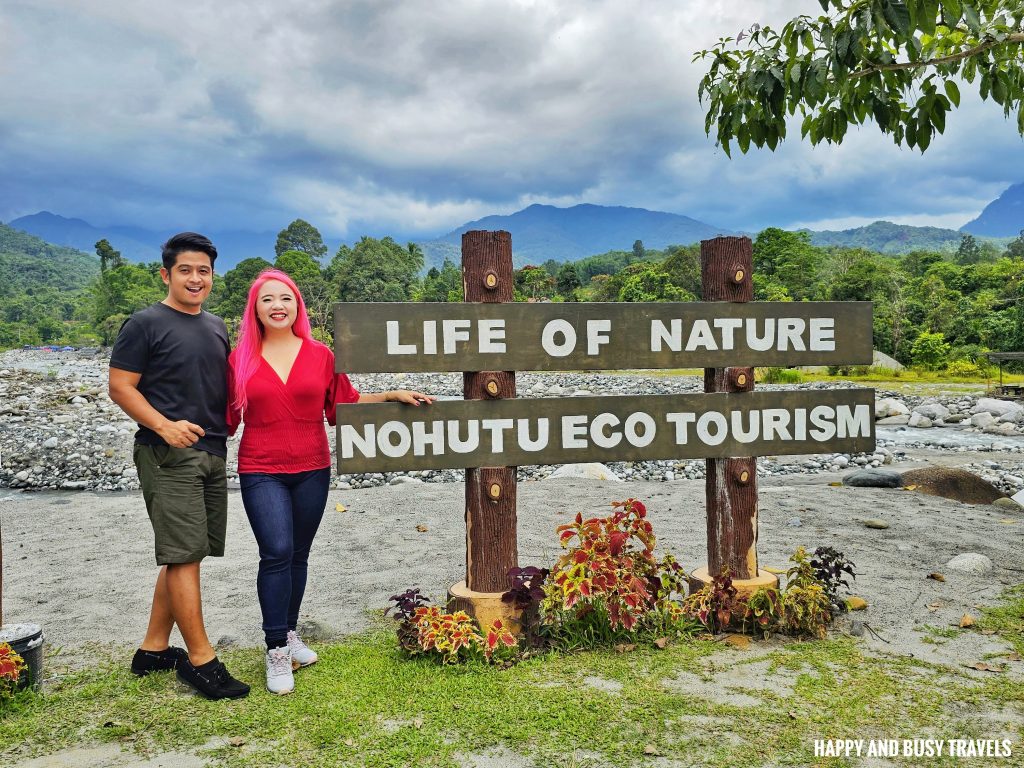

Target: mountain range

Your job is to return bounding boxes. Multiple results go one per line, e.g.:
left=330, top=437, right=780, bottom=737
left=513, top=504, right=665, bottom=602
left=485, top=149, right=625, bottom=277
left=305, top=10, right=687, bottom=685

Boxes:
left=961, top=181, right=1024, bottom=237
left=417, top=203, right=737, bottom=268
left=4, top=181, right=1020, bottom=270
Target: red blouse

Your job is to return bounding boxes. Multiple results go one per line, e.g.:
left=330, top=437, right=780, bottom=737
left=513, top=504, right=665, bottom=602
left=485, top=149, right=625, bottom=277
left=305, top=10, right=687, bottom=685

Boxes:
left=227, top=339, right=360, bottom=474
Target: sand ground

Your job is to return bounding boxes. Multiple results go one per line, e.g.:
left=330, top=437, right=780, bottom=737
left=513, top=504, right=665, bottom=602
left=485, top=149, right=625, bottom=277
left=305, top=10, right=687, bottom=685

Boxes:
left=2, top=467, right=1023, bottom=766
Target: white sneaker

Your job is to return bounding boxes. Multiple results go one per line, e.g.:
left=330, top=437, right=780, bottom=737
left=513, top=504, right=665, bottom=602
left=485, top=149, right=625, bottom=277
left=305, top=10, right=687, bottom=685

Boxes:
left=287, top=630, right=318, bottom=669
left=265, top=646, right=294, bottom=695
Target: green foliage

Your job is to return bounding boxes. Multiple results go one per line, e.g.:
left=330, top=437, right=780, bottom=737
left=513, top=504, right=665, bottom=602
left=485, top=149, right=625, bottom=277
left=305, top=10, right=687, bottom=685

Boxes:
left=617, top=263, right=694, bottom=302
left=759, top=367, right=804, bottom=384
left=332, top=237, right=423, bottom=302
left=945, top=358, right=984, bottom=377
left=515, top=265, right=556, bottom=300
left=91, top=263, right=165, bottom=326
left=780, top=547, right=833, bottom=639
left=416, top=259, right=463, bottom=302
left=94, top=239, right=123, bottom=272
left=696, top=0, right=1024, bottom=155
left=1006, top=229, right=1024, bottom=259
left=212, top=256, right=273, bottom=318
left=910, top=330, right=952, bottom=369
left=274, top=218, right=327, bottom=259
left=555, top=262, right=582, bottom=300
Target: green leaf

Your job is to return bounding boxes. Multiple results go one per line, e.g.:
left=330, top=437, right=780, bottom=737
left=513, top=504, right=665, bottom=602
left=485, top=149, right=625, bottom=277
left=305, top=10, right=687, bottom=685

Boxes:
left=963, top=4, right=981, bottom=34
left=919, top=0, right=938, bottom=35
left=818, top=0, right=830, bottom=11
left=993, top=76, right=1008, bottom=105
left=905, top=118, right=918, bottom=148
left=944, top=80, right=961, bottom=107
left=881, top=1, right=911, bottom=36
left=939, top=0, right=961, bottom=26
left=738, top=124, right=751, bottom=153
left=931, top=100, right=946, bottom=133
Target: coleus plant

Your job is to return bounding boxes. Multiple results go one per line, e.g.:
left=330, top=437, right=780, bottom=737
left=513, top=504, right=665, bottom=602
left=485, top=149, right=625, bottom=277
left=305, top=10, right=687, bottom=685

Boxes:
left=545, top=498, right=659, bottom=631
left=810, top=546, right=858, bottom=613
left=0, top=642, right=26, bottom=700
left=681, top=571, right=739, bottom=633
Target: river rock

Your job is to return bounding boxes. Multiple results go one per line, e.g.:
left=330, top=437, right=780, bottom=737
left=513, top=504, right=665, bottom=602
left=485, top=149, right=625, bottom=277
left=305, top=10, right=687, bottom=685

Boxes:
left=908, top=413, right=933, bottom=428
left=972, top=398, right=1023, bottom=418
left=992, top=497, right=1022, bottom=511
left=945, top=553, right=994, bottom=575
left=913, top=403, right=950, bottom=421
left=971, top=412, right=996, bottom=429
left=900, top=467, right=1004, bottom=505
left=984, top=423, right=1019, bottom=436
left=546, top=463, right=622, bottom=481
left=843, top=469, right=903, bottom=488
left=876, top=415, right=911, bottom=425
left=875, top=398, right=910, bottom=418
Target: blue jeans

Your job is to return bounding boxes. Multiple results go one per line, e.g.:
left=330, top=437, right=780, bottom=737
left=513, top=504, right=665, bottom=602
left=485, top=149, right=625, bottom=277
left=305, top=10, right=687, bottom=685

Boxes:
left=239, top=468, right=330, bottom=649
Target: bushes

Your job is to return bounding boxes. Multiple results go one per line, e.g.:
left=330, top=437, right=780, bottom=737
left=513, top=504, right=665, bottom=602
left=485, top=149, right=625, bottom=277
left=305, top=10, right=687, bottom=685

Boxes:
left=387, top=501, right=860, bottom=664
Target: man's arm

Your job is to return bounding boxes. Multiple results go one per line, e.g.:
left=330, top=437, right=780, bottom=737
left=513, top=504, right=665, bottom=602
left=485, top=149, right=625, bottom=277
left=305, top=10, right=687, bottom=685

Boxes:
left=109, top=367, right=205, bottom=448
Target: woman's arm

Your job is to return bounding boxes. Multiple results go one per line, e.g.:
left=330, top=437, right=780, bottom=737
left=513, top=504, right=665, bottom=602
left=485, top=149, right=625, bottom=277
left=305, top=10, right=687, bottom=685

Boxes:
left=357, top=389, right=436, bottom=405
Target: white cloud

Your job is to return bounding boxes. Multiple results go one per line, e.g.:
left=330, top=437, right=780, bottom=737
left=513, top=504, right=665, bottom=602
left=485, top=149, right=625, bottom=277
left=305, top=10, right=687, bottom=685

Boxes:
left=0, top=0, right=1020, bottom=236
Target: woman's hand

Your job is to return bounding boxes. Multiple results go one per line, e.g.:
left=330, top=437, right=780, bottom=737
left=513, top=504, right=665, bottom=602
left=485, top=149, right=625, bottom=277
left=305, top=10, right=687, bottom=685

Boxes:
left=386, top=389, right=436, bottom=406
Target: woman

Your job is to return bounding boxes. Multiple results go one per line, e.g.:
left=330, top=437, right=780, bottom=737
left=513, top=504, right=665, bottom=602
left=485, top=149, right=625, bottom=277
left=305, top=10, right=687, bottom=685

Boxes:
left=228, top=269, right=433, bottom=695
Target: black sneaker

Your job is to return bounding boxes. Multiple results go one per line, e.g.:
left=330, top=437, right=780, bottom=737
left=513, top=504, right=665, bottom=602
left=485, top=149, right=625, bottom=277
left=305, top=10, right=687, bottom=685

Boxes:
left=131, top=646, right=189, bottom=676
left=176, top=657, right=250, bottom=700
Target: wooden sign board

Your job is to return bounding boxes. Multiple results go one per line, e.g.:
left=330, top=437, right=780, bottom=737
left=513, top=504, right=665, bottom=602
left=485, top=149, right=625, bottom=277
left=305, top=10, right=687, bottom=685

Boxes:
left=334, top=302, right=873, bottom=373
left=336, top=389, right=875, bottom=473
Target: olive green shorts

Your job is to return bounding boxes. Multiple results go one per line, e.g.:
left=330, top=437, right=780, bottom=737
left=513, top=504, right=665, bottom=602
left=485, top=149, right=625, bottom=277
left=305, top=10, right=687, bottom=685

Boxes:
left=134, top=444, right=227, bottom=565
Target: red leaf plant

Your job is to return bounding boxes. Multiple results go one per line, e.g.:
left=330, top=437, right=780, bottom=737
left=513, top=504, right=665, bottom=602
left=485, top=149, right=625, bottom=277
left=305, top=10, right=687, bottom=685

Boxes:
left=0, top=642, right=26, bottom=701
left=544, top=498, right=661, bottom=632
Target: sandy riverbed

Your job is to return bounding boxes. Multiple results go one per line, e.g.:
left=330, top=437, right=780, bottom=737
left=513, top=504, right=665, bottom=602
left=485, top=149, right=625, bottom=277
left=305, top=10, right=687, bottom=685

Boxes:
left=3, top=471, right=1022, bottom=671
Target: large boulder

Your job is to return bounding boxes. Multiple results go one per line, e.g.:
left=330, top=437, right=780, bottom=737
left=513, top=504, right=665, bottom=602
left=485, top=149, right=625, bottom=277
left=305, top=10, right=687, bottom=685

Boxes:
left=876, top=415, right=910, bottom=425
left=971, top=412, right=996, bottom=429
left=875, top=398, right=910, bottom=418
left=971, top=398, right=1024, bottom=418
left=900, top=467, right=1005, bottom=505
left=913, top=403, right=950, bottom=421
left=843, top=469, right=904, bottom=488
left=872, top=350, right=905, bottom=371
left=908, top=412, right=933, bottom=428
left=546, top=463, right=622, bottom=481
left=984, top=422, right=1019, bottom=437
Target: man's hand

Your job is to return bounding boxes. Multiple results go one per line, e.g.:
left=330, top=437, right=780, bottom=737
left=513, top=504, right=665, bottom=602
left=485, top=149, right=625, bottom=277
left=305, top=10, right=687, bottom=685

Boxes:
left=156, top=419, right=206, bottom=448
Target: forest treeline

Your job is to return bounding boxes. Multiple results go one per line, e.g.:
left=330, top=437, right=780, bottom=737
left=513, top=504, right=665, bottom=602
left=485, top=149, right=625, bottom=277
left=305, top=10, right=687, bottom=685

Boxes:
left=2, top=218, right=1022, bottom=374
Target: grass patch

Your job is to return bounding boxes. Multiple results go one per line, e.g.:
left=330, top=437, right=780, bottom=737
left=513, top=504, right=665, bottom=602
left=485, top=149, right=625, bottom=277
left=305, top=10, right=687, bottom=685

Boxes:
left=916, top=625, right=960, bottom=645
left=981, top=585, right=1024, bottom=657
left=3, top=629, right=1023, bottom=768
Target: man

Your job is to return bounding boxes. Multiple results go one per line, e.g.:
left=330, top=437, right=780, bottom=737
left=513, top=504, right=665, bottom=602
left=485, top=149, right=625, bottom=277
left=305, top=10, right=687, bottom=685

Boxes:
left=109, top=232, right=249, bottom=700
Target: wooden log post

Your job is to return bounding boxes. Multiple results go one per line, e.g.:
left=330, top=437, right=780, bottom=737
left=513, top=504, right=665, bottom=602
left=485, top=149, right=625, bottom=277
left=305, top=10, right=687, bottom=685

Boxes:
left=448, top=230, right=522, bottom=628
left=690, top=236, right=778, bottom=597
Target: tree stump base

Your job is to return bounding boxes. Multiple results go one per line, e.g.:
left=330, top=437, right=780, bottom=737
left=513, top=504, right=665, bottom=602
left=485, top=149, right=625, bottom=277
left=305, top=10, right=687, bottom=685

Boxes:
left=447, top=581, right=523, bottom=635
left=687, top=566, right=779, bottom=600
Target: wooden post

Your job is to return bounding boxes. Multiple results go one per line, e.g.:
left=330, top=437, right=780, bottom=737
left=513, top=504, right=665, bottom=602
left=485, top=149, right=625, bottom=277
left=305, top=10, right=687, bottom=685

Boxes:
left=692, top=236, right=777, bottom=596
left=448, top=230, right=521, bottom=628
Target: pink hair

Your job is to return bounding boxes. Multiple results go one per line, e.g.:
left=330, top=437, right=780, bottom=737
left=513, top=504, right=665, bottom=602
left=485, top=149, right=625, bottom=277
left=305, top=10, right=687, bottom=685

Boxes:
left=230, top=268, right=322, bottom=415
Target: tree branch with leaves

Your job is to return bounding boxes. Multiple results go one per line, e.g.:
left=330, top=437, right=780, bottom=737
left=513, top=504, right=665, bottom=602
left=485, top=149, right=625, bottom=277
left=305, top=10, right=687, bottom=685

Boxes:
left=695, top=0, right=1024, bottom=154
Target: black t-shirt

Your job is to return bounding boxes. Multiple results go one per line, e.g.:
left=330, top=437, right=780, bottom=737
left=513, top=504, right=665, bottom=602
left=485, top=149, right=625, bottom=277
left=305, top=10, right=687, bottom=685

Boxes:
left=110, top=302, right=230, bottom=457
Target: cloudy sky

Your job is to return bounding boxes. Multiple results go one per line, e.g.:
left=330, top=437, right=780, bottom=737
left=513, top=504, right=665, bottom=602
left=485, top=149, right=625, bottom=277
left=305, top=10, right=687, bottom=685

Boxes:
left=1, top=0, right=1020, bottom=239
